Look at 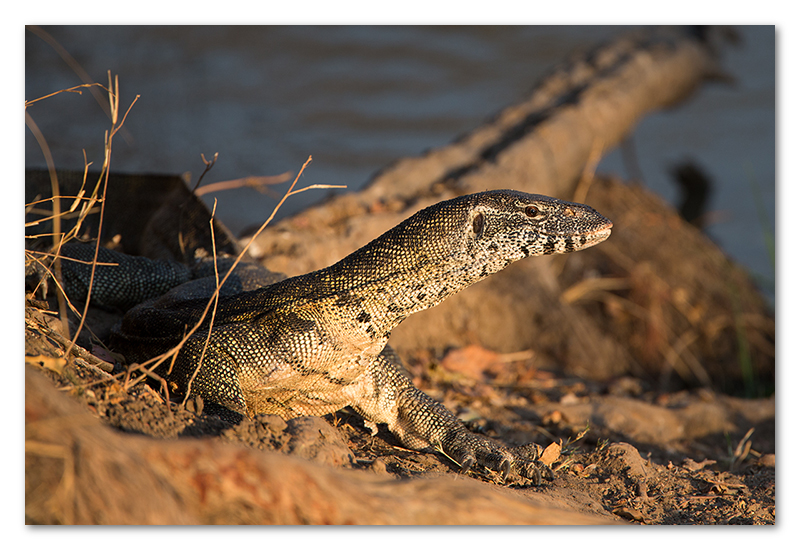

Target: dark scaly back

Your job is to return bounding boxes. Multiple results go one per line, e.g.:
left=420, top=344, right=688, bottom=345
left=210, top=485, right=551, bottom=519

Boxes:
left=114, top=190, right=612, bottom=356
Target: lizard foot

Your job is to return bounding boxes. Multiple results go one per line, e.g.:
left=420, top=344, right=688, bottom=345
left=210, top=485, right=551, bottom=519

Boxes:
left=445, top=432, right=555, bottom=486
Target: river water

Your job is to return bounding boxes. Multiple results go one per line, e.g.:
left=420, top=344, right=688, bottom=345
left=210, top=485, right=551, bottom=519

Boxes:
left=24, top=25, right=775, bottom=301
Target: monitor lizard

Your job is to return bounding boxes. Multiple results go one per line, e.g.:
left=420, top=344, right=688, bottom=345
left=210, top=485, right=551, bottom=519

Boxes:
left=53, top=189, right=612, bottom=485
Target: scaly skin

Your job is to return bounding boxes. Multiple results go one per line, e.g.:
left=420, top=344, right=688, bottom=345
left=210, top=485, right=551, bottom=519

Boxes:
left=65, top=190, right=613, bottom=484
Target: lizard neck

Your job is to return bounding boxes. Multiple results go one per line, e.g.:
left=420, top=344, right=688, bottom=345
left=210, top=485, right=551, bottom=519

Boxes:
left=253, top=197, right=481, bottom=346
left=305, top=232, right=516, bottom=345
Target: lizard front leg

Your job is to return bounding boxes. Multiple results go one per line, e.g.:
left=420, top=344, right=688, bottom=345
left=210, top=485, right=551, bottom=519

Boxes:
left=350, top=346, right=554, bottom=485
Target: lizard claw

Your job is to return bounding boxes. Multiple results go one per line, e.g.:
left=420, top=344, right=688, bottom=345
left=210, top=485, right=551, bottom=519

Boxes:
left=499, top=458, right=511, bottom=481
left=506, top=454, right=553, bottom=486
left=509, top=443, right=555, bottom=485
left=515, top=458, right=554, bottom=485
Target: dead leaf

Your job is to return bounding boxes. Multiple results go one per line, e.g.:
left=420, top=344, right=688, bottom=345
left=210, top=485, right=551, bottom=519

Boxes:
left=539, top=440, right=562, bottom=466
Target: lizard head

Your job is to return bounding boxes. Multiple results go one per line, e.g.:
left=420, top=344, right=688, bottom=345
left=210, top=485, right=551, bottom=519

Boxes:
left=465, top=189, right=613, bottom=261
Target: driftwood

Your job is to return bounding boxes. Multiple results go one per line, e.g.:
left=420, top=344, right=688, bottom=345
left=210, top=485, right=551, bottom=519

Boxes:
left=250, top=27, right=773, bottom=391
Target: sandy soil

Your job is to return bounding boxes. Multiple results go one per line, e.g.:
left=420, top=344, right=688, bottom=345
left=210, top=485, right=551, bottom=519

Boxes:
left=25, top=304, right=774, bottom=525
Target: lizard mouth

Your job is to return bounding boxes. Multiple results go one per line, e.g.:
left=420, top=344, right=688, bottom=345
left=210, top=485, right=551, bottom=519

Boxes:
left=578, top=221, right=613, bottom=246
left=545, top=216, right=613, bottom=239
left=586, top=219, right=613, bottom=239
left=537, top=219, right=612, bottom=255
left=585, top=225, right=612, bottom=246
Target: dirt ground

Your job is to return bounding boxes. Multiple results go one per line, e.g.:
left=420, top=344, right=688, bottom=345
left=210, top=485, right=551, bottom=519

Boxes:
left=25, top=302, right=775, bottom=525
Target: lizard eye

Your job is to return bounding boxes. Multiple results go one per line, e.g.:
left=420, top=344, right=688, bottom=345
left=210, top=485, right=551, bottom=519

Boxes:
left=524, top=205, right=540, bottom=218
left=472, top=212, right=485, bottom=236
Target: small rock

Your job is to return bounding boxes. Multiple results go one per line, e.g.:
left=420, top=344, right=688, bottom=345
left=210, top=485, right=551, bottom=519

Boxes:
left=682, top=457, right=716, bottom=472
left=257, top=414, right=288, bottom=433
left=560, top=393, right=580, bottom=405
left=184, top=395, right=204, bottom=415
left=756, top=454, right=775, bottom=468
left=285, top=417, right=354, bottom=467
left=370, top=458, right=388, bottom=475
left=607, top=376, right=644, bottom=397
left=603, top=442, right=648, bottom=481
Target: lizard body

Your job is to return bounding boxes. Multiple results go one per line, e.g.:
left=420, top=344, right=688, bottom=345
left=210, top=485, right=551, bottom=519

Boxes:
left=57, top=189, right=612, bottom=484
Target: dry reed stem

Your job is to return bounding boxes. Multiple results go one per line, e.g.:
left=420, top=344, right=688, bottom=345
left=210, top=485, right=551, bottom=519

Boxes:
left=64, top=73, right=140, bottom=359
left=562, top=270, right=713, bottom=387
left=25, top=83, right=107, bottom=110
left=26, top=194, right=94, bottom=207
left=190, top=152, right=219, bottom=193
left=25, top=206, right=101, bottom=226
left=25, top=70, right=136, bottom=357
left=27, top=250, right=118, bottom=267
left=182, top=197, right=222, bottom=405
left=731, top=427, right=755, bottom=469
left=194, top=172, right=294, bottom=197
left=572, top=138, right=604, bottom=206
left=26, top=298, right=117, bottom=382
left=25, top=110, right=69, bottom=336
left=24, top=69, right=347, bottom=416
left=560, top=276, right=631, bottom=304
left=25, top=161, right=102, bottom=241
left=23, top=67, right=177, bottom=409
left=590, top=238, right=720, bottom=386
left=26, top=254, right=86, bottom=320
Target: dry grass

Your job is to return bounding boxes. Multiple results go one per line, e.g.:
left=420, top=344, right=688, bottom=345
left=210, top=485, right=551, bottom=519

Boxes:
left=26, top=73, right=137, bottom=342
left=25, top=62, right=346, bottom=417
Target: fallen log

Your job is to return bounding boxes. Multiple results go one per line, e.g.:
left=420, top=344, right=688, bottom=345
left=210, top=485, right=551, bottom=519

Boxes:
left=249, top=26, right=772, bottom=391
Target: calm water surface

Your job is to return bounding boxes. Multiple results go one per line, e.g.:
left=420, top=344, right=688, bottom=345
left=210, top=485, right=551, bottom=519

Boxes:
left=24, top=25, right=775, bottom=301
